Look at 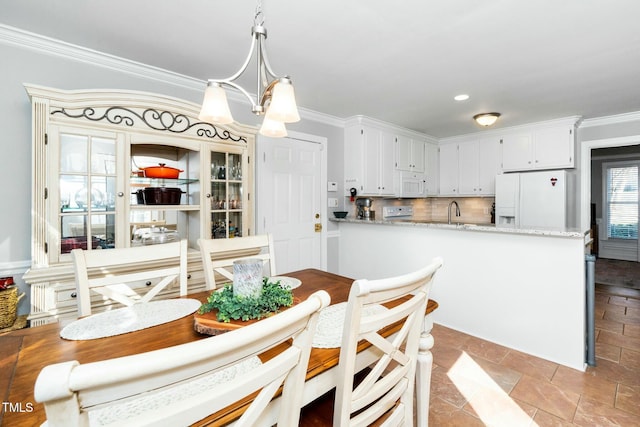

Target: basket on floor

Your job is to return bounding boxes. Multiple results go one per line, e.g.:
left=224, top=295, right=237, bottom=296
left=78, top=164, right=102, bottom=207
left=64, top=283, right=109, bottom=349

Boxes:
left=0, top=286, right=23, bottom=329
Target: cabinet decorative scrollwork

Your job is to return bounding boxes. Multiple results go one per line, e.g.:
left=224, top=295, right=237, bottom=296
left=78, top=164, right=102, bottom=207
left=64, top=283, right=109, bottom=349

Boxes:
left=22, top=85, right=256, bottom=325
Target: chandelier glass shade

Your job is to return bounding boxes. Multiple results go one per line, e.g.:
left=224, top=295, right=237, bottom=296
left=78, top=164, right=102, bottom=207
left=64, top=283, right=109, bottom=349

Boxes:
left=198, top=1, right=300, bottom=137
left=473, top=112, right=501, bottom=127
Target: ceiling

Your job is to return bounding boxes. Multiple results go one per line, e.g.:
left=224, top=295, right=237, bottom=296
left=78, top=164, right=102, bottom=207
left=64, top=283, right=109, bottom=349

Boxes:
left=2, top=0, right=640, bottom=138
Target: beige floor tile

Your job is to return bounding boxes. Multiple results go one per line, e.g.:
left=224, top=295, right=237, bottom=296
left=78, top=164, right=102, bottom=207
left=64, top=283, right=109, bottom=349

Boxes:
left=596, top=316, right=624, bottom=334
left=626, top=306, right=640, bottom=321
left=609, top=295, right=640, bottom=308
left=432, top=324, right=472, bottom=349
left=603, top=303, right=627, bottom=316
left=462, top=388, right=537, bottom=427
left=429, top=397, right=486, bottom=427
left=501, top=350, right=559, bottom=381
left=510, top=375, right=580, bottom=421
left=620, top=348, right=640, bottom=370
left=598, top=329, right=640, bottom=352
left=460, top=335, right=510, bottom=365
left=586, top=358, right=640, bottom=387
left=471, top=356, right=522, bottom=394
left=605, top=310, right=640, bottom=326
left=595, top=341, right=621, bottom=363
left=551, top=365, right=617, bottom=407
left=624, top=323, right=640, bottom=338
left=573, top=397, right=640, bottom=426
left=532, top=409, right=576, bottom=426
left=430, top=365, right=471, bottom=408
left=432, top=345, right=467, bottom=371
left=616, top=384, right=640, bottom=417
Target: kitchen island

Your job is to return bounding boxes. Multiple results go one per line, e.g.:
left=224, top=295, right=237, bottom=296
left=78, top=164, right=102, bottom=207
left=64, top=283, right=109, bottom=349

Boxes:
left=332, top=217, right=589, bottom=370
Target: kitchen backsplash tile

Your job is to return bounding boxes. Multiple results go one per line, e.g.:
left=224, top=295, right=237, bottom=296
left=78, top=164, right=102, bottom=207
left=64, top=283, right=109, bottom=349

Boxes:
left=346, top=197, right=495, bottom=224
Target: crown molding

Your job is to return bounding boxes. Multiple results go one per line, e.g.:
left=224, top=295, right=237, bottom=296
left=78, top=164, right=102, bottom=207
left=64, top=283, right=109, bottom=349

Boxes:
left=580, top=111, right=640, bottom=128
left=440, top=115, right=582, bottom=144
left=0, top=24, right=345, bottom=129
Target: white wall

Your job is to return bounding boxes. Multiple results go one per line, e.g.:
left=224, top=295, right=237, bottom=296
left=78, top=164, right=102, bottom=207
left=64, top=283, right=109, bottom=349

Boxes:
left=338, top=222, right=587, bottom=370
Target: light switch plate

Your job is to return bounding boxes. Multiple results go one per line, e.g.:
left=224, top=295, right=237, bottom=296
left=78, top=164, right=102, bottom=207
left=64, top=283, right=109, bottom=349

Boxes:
left=328, top=198, right=338, bottom=208
left=327, top=181, right=338, bottom=192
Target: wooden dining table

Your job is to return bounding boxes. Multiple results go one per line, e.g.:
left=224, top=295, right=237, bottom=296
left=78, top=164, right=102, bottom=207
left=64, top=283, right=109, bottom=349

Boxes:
left=0, top=268, right=438, bottom=427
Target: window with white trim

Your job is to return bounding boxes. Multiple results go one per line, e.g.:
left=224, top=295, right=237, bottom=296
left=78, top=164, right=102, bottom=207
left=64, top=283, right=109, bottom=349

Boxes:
left=604, top=163, right=638, bottom=240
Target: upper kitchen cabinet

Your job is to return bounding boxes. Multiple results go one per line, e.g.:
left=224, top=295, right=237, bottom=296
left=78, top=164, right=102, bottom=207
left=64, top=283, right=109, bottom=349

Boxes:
left=344, top=118, right=395, bottom=197
left=424, top=142, right=439, bottom=196
left=363, top=128, right=395, bottom=196
left=25, top=85, right=256, bottom=268
left=439, top=138, right=501, bottom=196
left=440, top=138, right=500, bottom=196
left=438, top=143, right=459, bottom=196
left=501, top=117, right=579, bottom=172
left=395, top=135, right=425, bottom=173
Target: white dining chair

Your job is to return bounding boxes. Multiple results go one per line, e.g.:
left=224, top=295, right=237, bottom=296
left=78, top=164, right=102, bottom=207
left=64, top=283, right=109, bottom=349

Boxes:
left=71, top=239, right=188, bottom=317
left=301, top=256, right=443, bottom=426
left=198, top=234, right=276, bottom=290
left=34, top=290, right=331, bottom=427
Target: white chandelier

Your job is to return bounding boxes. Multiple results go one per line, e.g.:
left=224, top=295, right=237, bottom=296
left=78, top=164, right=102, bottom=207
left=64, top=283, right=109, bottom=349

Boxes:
left=198, top=1, right=300, bottom=137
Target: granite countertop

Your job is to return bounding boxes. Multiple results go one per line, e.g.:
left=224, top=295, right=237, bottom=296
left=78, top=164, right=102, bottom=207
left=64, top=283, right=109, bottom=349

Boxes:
left=330, top=217, right=587, bottom=239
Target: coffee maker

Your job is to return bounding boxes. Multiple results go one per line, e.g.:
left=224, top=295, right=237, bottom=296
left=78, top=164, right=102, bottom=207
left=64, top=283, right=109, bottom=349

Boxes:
left=355, top=197, right=374, bottom=220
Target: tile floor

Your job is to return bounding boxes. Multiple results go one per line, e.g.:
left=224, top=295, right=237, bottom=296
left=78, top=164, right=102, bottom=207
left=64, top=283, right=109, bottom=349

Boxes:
left=428, top=284, right=640, bottom=426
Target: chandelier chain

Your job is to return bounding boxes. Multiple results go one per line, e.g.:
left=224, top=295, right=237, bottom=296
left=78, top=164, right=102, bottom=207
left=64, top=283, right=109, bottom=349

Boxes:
left=254, top=0, right=265, bottom=26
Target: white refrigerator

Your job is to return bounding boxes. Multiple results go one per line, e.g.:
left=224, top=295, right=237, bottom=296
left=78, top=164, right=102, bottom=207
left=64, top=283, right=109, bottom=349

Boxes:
left=495, top=170, right=575, bottom=230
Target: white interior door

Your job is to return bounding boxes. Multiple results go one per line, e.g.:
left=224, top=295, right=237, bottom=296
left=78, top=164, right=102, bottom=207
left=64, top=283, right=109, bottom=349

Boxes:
left=256, top=133, right=326, bottom=274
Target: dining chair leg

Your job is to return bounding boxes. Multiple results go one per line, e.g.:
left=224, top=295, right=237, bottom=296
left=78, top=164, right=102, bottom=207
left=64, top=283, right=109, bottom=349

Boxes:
left=416, top=314, right=435, bottom=427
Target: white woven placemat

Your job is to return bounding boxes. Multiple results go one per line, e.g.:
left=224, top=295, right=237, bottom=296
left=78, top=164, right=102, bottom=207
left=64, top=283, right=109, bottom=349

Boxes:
left=60, top=299, right=201, bottom=341
left=89, top=356, right=262, bottom=426
left=312, top=302, right=388, bottom=348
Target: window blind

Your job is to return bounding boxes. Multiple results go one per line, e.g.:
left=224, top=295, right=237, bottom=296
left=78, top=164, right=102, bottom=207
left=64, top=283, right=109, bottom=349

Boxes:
left=606, top=165, right=638, bottom=239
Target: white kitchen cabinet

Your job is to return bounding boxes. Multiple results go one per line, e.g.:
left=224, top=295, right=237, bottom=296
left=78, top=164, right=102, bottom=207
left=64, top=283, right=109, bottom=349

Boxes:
left=344, top=121, right=395, bottom=197
left=477, top=138, right=501, bottom=195
left=23, top=85, right=256, bottom=325
left=533, top=125, right=575, bottom=169
left=438, top=143, right=459, bottom=196
left=439, top=139, right=501, bottom=196
left=425, top=142, right=439, bottom=196
left=458, top=141, right=480, bottom=195
left=501, top=122, right=576, bottom=171
left=363, top=128, right=395, bottom=196
left=500, top=133, right=533, bottom=171
left=395, top=135, right=425, bottom=173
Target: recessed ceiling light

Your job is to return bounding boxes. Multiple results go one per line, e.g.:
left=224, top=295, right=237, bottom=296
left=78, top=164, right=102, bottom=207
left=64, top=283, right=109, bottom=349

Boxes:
left=454, top=94, right=469, bottom=101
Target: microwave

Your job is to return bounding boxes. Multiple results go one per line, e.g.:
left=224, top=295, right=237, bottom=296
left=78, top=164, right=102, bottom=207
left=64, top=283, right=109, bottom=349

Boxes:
left=398, top=171, right=426, bottom=198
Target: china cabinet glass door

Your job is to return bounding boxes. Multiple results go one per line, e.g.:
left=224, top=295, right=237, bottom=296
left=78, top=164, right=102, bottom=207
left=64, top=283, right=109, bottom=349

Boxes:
left=209, top=150, right=246, bottom=239
left=53, top=127, right=124, bottom=261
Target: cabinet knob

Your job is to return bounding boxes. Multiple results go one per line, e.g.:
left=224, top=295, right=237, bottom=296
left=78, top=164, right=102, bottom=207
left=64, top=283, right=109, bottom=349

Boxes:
left=117, top=192, right=124, bottom=197
left=71, top=292, right=77, bottom=298
left=206, top=193, right=211, bottom=198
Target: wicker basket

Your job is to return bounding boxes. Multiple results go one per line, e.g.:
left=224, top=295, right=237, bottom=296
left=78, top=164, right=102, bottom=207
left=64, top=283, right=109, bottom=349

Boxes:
left=0, top=286, right=23, bottom=329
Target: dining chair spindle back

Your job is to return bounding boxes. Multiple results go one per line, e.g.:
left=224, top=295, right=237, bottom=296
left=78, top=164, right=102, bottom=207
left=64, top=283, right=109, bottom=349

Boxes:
left=71, top=239, right=188, bottom=317
left=34, top=290, right=331, bottom=427
left=304, top=256, right=443, bottom=426
left=198, top=234, right=276, bottom=290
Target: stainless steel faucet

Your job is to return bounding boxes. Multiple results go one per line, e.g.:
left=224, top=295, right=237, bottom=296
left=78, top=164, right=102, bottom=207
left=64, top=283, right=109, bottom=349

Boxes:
left=448, top=200, right=461, bottom=224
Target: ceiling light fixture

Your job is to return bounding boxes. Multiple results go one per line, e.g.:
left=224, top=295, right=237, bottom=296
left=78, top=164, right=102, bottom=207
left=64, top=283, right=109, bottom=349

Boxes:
left=454, top=94, right=469, bottom=101
left=198, top=0, right=300, bottom=137
left=473, top=112, right=501, bottom=127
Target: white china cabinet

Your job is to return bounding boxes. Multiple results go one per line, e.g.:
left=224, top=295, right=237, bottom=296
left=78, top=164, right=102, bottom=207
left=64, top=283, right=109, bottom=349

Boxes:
left=23, top=85, right=256, bottom=325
